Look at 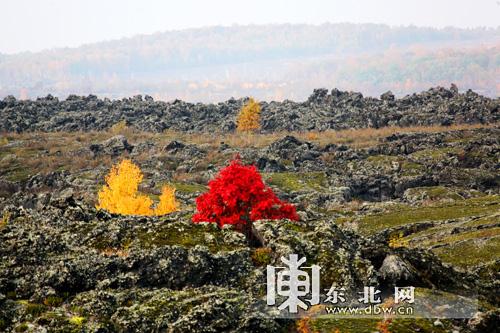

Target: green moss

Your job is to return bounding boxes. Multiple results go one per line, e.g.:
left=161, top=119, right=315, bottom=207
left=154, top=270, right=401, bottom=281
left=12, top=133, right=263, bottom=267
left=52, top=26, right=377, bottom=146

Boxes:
left=171, top=182, right=207, bottom=194
left=25, top=303, right=47, bottom=317
left=43, top=296, right=64, bottom=307
left=68, top=316, right=86, bottom=326
left=14, top=323, right=29, bottom=332
left=420, top=227, right=500, bottom=247
left=70, top=305, right=85, bottom=316
left=88, top=218, right=245, bottom=253
left=134, top=222, right=243, bottom=253
left=282, top=220, right=310, bottom=233
left=389, top=318, right=452, bottom=333
left=411, top=147, right=462, bottom=161
left=366, top=154, right=399, bottom=166
left=310, top=318, right=379, bottom=333
left=316, top=251, right=344, bottom=287
left=462, top=214, right=500, bottom=228
left=423, top=186, right=460, bottom=199
left=311, top=316, right=453, bottom=333
left=403, top=212, right=498, bottom=247
left=342, top=195, right=500, bottom=235
left=4, top=166, right=31, bottom=182
left=251, top=247, right=273, bottom=266
left=90, top=234, right=116, bottom=251
left=0, top=148, right=12, bottom=162
left=6, top=291, right=17, bottom=299
left=433, top=236, right=500, bottom=268
left=366, top=155, right=424, bottom=176
left=36, top=310, right=87, bottom=333
left=400, top=161, right=425, bottom=176
left=116, top=288, right=244, bottom=325
left=405, top=186, right=464, bottom=201
left=264, top=172, right=328, bottom=192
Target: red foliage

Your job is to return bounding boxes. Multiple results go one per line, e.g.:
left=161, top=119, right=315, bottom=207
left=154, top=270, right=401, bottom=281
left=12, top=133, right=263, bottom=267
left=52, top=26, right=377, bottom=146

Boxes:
left=192, top=158, right=299, bottom=231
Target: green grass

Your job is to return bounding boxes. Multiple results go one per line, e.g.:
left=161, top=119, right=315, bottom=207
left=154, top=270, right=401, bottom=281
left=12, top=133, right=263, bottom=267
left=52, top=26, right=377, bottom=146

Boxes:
left=132, top=221, right=244, bottom=253
left=87, top=218, right=245, bottom=253
left=419, top=227, right=500, bottom=248
left=171, top=182, right=207, bottom=194
left=400, top=212, right=500, bottom=269
left=310, top=317, right=453, bottom=333
left=433, top=236, right=500, bottom=268
left=404, top=186, right=464, bottom=201
left=400, top=161, right=425, bottom=176
left=264, top=172, right=328, bottom=192
left=25, top=303, right=47, bottom=317
left=311, top=318, right=379, bottom=333
left=340, top=195, right=500, bottom=235
left=461, top=214, right=500, bottom=228
left=365, top=155, right=425, bottom=176
left=366, top=154, right=400, bottom=166
left=410, top=147, right=462, bottom=161
left=2, top=165, right=32, bottom=182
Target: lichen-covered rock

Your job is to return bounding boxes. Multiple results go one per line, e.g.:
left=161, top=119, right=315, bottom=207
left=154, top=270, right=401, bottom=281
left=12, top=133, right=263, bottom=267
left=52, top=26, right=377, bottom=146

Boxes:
left=1, top=86, right=498, bottom=133
left=89, top=135, right=134, bottom=157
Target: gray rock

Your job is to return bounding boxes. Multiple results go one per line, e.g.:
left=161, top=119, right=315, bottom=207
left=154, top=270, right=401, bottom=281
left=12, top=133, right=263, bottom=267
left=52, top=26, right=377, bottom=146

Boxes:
left=89, top=135, right=134, bottom=157
left=1, top=86, right=497, bottom=133
left=378, top=254, right=416, bottom=285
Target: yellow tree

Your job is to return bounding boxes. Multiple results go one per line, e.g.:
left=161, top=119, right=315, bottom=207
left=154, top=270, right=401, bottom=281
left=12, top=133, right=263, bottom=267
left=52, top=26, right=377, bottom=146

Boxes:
left=155, top=185, right=180, bottom=215
left=96, top=159, right=154, bottom=215
left=237, top=97, right=261, bottom=132
left=97, top=159, right=180, bottom=216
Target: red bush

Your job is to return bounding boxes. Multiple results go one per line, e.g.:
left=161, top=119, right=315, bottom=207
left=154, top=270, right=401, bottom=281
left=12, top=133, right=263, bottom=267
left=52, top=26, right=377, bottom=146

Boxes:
left=192, top=158, right=299, bottom=234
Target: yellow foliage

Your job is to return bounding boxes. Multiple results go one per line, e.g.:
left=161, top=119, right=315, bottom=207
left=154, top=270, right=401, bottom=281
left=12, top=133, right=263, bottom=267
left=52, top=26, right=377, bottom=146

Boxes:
left=69, top=316, right=85, bottom=326
left=109, top=120, right=129, bottom=135
left=96, top=159, right=153, bottom=215
left=154, top=185, right=180, bottom=215
left=1, top=211, right=11, bottom=229
left=96, top=159, right=179, bottom=216
left=237, top=97, right=261, bottom=132
left=388, top=232, right=409, bottom=248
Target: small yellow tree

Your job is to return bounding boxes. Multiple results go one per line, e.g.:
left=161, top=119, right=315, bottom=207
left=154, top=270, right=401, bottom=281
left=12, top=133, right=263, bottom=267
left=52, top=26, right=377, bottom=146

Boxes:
left=237, top=97, right=261, bottom=132
left=154, top=185, right=180, bottom=216
left=96, top=159, right=154, bottom=215
left=97, top=159, right=180, bottom=216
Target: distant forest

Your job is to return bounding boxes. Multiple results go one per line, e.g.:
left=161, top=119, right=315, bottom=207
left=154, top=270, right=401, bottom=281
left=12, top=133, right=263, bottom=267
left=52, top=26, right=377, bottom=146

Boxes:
left=0, top=23, right=499, bottom=102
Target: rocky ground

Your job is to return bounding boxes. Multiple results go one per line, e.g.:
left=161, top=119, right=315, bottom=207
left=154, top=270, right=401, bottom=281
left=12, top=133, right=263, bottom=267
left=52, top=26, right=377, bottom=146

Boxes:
left=0, top=85, right=498, bottom=133
left=0, top=92, right=499, bottom=332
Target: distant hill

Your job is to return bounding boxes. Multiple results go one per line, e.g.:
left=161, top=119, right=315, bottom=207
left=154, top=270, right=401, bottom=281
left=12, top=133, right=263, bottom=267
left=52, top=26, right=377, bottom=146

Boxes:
left=0, top=23, right=499, bottom=102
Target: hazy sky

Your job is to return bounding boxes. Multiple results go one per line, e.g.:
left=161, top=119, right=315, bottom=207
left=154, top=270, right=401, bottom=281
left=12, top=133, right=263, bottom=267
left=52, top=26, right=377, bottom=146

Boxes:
left=0, top=0, right=499, bottom=54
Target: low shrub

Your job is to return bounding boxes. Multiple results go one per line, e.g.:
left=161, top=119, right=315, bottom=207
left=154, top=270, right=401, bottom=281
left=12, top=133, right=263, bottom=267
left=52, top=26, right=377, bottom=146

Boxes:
left=192, top=158, right=298, bottom=238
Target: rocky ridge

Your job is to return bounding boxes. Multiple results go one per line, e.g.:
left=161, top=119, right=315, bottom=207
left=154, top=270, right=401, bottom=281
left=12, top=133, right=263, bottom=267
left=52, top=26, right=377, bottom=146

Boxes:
left=0, top=85, right=498, bottom=133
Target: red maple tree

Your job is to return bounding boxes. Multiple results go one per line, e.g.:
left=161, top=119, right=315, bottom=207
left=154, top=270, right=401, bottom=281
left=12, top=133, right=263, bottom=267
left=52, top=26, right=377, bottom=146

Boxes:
left=192, top=158, right=299, bottom=236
